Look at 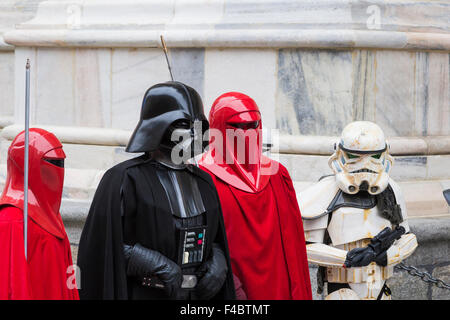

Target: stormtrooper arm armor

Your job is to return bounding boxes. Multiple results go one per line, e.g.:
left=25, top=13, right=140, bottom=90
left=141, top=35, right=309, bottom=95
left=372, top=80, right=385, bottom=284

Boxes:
left=386, top=233, right=418, bottom=266
left=306, top=243, right=347, bottom=268
left=307, top=231, right=418, bottom=268
left=303, top=214, right=347, bottom=268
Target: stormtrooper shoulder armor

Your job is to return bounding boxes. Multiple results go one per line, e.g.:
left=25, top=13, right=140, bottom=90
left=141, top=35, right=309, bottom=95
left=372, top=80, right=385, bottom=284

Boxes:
left=299, top=176, right=339, bottom=220
left=299, top=176, right=338, bottom=243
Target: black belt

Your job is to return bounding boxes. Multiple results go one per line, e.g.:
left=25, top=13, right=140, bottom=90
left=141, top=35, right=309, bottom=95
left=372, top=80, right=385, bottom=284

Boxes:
left=141, top=274, right=199, bottom=289
left=377, top=283, right=391, bottom=300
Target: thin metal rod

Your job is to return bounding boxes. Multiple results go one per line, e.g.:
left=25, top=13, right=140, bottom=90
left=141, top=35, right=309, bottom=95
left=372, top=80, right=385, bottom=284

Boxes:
left=24, top=59, right=30, bottom=260
left=160, top=35, right=174, bottom=81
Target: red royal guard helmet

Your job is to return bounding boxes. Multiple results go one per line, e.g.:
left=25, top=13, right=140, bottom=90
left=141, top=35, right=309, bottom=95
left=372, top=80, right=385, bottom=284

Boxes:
left=200, top=92, right=277, bottom=193
left=0, top=128, right=67, bottom=239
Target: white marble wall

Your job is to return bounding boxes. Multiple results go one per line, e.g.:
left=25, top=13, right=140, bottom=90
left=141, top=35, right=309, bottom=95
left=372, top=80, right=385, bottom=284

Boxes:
left=277, top=49, right=450, bottom=136
left=0, top=51, right=14, bottom=122
left=0, top=0, right=49, bottom=127
left=10, top=47, right=278, bottom=130
left=5, top=0, right=449, bottom=50
left=13, top=47, right=205, bottom=128
left=2, top=0, right=448, bottom=135
left=10, top=46, right=449, bottom=139
left=204, top=48, right=277, bottom=128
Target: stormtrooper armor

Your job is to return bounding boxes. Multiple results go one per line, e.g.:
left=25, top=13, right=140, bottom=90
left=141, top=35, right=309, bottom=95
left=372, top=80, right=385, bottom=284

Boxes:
left=300, top=121, right=418, bottom=300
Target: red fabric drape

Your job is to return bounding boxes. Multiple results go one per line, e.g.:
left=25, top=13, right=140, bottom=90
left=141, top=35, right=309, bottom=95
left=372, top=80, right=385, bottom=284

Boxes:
left=201, top=164, right=312, bottom=300
left=0, top=206, right=79, bottom=300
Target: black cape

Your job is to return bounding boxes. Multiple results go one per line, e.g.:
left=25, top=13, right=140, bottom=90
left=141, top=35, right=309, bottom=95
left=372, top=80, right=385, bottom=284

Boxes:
left=77, top=154, right=236, bottom=300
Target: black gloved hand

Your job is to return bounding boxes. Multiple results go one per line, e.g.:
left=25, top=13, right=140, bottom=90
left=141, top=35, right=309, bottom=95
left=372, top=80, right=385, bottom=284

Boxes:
left=344, top=244, right=388, bottom=268
left=196, top=244, right=228, bottom=300
left=124, top=243, right=183, bottom=298
left=344, top=226, right=404, bottom=268
left=124, top=244, right=133, bottom=263
left=344, top=246, right=376, bottom=268
left=374, top=250, right=388, bottom=267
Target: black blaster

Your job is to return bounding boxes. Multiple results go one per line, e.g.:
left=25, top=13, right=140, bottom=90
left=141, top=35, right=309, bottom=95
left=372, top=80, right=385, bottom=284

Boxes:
left=344, top=226, right=406, bottom=268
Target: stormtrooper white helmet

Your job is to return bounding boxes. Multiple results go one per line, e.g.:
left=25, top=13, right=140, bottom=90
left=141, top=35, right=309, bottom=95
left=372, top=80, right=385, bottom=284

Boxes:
left=328, top=121, right=394, bottom=195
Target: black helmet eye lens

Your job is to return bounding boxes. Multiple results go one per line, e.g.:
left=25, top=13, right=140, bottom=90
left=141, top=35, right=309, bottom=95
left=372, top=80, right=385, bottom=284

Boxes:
left=371, top=153, right=382, bottom=159
left=228, top=121, right=260, bottom=130
left=171, top=119, right=192, bottom=130
left=44, top=158, right=65, bottom=168
left=346, top=152, right=360, bottom=159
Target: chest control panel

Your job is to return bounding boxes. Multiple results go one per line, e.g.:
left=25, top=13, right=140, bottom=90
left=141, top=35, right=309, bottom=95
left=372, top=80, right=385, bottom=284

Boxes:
left=178, top=227, right=206, bottom=267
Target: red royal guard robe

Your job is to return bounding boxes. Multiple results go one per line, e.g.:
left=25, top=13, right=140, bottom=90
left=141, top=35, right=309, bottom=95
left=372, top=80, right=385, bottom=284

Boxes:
left=0, top=128, right=79, bottom=300
left=200, top=163, right=312, bottom=300
left=0, top=206, right=79, bottom=300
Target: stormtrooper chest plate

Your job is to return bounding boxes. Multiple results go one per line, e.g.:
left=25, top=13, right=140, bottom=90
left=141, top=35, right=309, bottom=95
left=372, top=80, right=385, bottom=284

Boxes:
left=328, top=205, right=392, bottom=246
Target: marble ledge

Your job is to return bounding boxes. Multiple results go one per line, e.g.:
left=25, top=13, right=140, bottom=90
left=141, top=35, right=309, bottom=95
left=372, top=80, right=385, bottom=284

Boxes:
left=0, top=117, right=13, bottom=129
left=6, top=0, right=450, bottom=50
left=0, top=36, right=14, bottom=51
left=1, top=124, right=130, bottom=147
left=2, top=124, right=450, bottom=156
left=3, top=29, right=450, bottom=51
left=272, top=135, right=450, bottom=156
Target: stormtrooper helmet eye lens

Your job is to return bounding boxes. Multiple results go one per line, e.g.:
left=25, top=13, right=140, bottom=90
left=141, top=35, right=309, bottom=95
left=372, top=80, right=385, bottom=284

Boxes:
left=371, top=153, right=382, bottom=159
left=346, top=152, right=360, bottom=159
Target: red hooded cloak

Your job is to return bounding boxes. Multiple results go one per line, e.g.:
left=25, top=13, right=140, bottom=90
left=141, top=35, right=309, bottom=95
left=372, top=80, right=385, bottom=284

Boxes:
left=199, top=92, right=312, bottom=300
left=0, top=128, right=79, bottom=300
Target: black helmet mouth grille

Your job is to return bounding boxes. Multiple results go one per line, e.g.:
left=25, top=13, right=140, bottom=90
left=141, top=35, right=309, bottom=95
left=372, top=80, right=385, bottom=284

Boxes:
left=350, top=169, right=377, bottom=174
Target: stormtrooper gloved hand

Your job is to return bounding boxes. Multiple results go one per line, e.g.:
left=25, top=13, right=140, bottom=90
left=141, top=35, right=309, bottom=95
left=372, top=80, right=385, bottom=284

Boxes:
left=343, top=244, right=388, bottom=268
left=344, top=226, right=405, bottom=268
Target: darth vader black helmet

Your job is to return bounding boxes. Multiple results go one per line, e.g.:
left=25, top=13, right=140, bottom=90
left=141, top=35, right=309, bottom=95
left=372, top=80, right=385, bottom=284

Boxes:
left=126, top=81, right=209, bottom=153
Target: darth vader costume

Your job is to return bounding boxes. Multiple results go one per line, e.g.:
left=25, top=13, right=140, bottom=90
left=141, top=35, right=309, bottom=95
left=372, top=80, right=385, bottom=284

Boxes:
left=0, top=129, right=79, bottom=300
left=77, top=82, right=235, bottom=300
